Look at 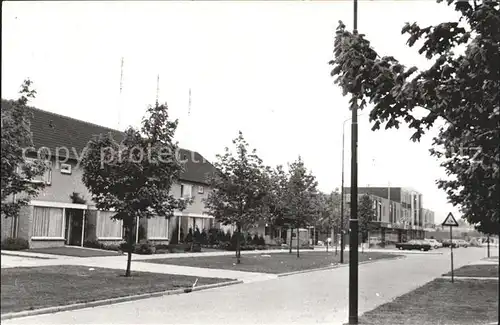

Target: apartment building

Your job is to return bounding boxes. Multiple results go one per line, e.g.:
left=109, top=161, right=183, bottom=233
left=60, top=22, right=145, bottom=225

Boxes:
left=344, top=187, right=430, bottom=243
left=421, top=208, right=435, bottom=230
left=1, top=101, right=217, bottom=248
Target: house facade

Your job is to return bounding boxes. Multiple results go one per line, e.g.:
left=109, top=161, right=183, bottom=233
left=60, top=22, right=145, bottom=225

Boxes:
left=1, top=101, right=217, bottom=248
left=345, top=187, right=431, bottom=244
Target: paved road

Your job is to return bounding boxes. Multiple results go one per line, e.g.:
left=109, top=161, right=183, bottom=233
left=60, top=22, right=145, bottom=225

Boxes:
left=3, top=247, right=491, bottom=325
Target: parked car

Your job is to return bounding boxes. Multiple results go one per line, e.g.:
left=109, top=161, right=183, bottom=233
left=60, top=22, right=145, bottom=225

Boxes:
left=455, top=239, right=469, bottom=248
left=424, top=239, right=442, bottom=249
left=395, top=240, right=432, bottom=251
left=442, top=239, right=458, bottom=248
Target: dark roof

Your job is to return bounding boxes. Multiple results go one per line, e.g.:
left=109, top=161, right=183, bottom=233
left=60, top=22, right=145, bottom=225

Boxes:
left=1, top=99, right=216, bottom=185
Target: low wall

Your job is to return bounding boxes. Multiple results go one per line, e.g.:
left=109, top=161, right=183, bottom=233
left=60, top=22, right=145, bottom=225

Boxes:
left=30, top=239, right=65, bottom=249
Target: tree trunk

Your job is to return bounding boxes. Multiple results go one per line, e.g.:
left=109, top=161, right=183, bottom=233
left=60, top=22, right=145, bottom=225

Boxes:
left=289, top=226, right=293, bottom=254
left=125, top=218, right=134, bottom=277
left=334, top=228, right=338, bottom=256
left=236, top=224, right=241, bottom=264
left=326, top=227, right=329, bottom=253
left=296, top=223, right=300, bottom=258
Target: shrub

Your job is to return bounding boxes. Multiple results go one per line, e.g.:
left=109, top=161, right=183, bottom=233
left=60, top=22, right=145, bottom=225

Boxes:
left=246, top=233, right=253, bottom=245
left=119, top=242, right=131, bottom=252
left=83, top=240, right=103, bottom=249
left=185, top=229, right=193, bottom=243
left=207, top=228, right=217, bottom=245
left=1, top=237, right=29, bottom=250
left=217, top=242, right=230, bottom=250
left=258, top=235, right=266, bottom=246
left=200, top=229, right=208, bottom=245
left=224, top=230, right=232, bottom=242
left=191, top=242, right=202, bottom=252
left=103, top=244, right=121, bottom=251
left=194, top=227, right=202, bottom=244
left=155, top=244, right=169, bottom=250
left=134, top=240, right=156, bottom=255
left=253, top=234, right=260, bottom=246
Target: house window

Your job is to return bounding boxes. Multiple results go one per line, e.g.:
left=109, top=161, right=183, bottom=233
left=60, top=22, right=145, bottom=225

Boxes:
left=198, top=186, right=204, bottom=194
left=60, top=163, right=72, bottom=175
left=32, top=206, right=64, bottom=238
left=147, top=216, right=169, bottom=239
left=22, top=158, right=52, bottom=185
left=97, top=211, right=123, bottom=238
left=181, top=184, right=193, bottom=199
left=188, top=217, right=208, bottom=231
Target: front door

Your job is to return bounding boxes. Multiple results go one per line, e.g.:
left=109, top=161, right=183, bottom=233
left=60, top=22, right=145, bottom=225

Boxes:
left=65, top=209, right=83, bottom=246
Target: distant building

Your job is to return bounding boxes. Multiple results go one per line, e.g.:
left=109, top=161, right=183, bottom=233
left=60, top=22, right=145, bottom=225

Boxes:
left=344, top=187, right=433, bottom=243
left=422, top=208, right=435, bottom=230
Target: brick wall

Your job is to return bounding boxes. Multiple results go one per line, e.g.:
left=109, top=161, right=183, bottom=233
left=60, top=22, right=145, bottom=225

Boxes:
left=30, top=239, right=65, bottom=248
left=18, top=205, right=33, bottom=242
left=1, top=215, right=14, bottom=240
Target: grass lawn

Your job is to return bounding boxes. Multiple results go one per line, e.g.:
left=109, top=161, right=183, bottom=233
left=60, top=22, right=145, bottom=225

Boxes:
left=0, top=265, right=232, bottom=314
left=360, top=278, right=498, bottom=325
left=443, top=264, right=499, bottom=278
left=142, top=251, right=400, bottom=274
left=28, top=246, right=123, bottom=257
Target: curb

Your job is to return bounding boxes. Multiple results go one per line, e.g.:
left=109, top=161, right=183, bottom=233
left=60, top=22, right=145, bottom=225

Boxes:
left=0, top=252, right=52, bottom=260
left=440, top=276, right=499, bottom=281
left=278, top=264, right=339, bottom=277
left=278, top=255, right=406, bottom=277
left=0, top=280, right=242, bottom=321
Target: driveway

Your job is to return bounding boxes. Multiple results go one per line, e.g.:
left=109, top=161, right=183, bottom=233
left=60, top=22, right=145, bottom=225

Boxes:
left=2, top=247, right=487, bottom=324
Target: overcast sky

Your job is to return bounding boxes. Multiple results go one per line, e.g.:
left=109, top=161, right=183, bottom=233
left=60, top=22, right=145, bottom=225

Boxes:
left=2, top=1, right=463, bottom=223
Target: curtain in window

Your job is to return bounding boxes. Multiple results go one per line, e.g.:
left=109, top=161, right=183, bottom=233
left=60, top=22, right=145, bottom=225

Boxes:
left=97, top=211, right=122, bottom=238
left=147, top=216, right=169, bottom=238
left=194, top=218, right=203, bottom=231
left=32, top=207, right=63, bottom=237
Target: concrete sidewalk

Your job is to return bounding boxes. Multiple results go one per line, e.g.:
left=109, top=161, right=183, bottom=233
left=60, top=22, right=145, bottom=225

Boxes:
left=1, top=247, right=308, bottom=261
left=1, top=250, right=74, bottom=259
left=314, top=246, right=444, bottom=255
left=1, top=251, right=278, bottom=283
left=2, top=247, right=485, bottom=324
left=69, top=258, right=278, bottom=283
left=132, top=248, right=310, bottom=260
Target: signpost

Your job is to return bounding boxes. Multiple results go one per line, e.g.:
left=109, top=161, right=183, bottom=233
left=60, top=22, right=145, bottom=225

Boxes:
left=442, top=212, right=459, bottom=283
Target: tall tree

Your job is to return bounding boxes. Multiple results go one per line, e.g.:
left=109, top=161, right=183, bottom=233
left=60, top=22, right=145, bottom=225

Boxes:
left=315, top=191, right=340, bottom=253
left=283, top=157, right=319, bottom=257
left=358, top=194, right=375, bottom=253
left=1, top=80, right=48, bottom=223
left=204, top=131, right=269, bottom=264
left=263, top=165, right=290, bottom=249
left=81, top=102, right=188, bottom=276
left=330, top=0, right=500, bottom=235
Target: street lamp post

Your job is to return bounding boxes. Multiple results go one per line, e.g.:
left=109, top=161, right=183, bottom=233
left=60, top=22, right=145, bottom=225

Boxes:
left=340, top=118, right=350, bottom=264
left=349, top=0, right=359, bottom=323
left=341, top=114, right=364, bottom=264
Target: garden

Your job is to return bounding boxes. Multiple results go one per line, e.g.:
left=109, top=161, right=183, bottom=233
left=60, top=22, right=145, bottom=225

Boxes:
left=81, top=227, right=274, bottom=255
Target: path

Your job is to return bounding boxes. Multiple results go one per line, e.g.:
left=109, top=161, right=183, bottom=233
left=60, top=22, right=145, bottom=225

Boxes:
left=2, top=247, right=487, bottom=324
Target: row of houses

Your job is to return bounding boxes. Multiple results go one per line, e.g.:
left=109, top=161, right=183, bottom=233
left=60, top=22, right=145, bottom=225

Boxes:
left=1, top=101, right=220, bottom=248
left=1, top=101, right=437, bottom=249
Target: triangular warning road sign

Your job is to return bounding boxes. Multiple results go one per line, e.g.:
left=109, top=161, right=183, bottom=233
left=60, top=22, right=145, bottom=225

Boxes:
left=442, top=212, right=459, bottom=227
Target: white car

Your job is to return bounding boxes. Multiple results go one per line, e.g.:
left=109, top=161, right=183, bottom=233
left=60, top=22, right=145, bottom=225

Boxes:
left=425, top=239, right=442, bottom=249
